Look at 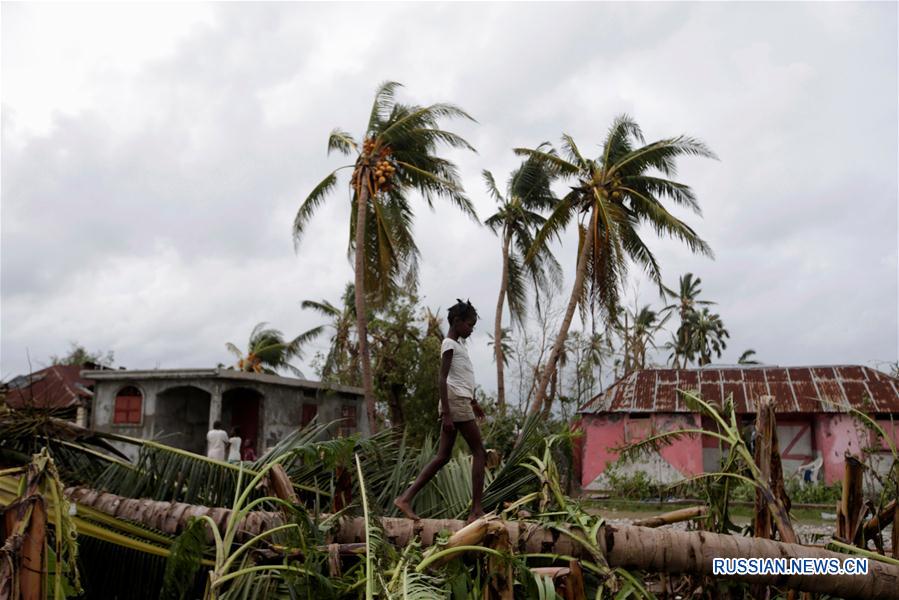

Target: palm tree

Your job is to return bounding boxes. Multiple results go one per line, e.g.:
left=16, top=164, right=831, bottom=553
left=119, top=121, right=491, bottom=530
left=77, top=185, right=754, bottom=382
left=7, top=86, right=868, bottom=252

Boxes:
left=483, top=158, right=561, bottom=413
left=570, top=330, right=613, bottom=405
left=225, top=322, right=320, bottom=377
left=688, top=307, right=730, bottom=366
left=617, top=304, right=671, bottom=374
left=301, top=283, right=359, bottom=385
left=662, top=273, right=715, bottom=368
left=518, top=115, right=716, bottom=414
left=293, top=82, right=477, bottom=433
left=487, top=328, right=516, bottom=368
left=738, top=349, right=760, bottom=365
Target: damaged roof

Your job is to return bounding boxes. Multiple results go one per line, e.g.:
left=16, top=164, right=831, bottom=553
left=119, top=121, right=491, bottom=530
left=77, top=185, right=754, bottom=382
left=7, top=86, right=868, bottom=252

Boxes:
left=5, top=364, right=94, bottom=411
left=578, top=365, right=899, bottom=414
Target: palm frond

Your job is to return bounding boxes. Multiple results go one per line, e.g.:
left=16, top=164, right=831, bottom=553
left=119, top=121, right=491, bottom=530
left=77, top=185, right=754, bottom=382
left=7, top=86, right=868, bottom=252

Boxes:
left=526, top=191, right=576, bottom=263
left=328, top=128, right=358, bottom=156
left=293, top=170, right=344, bottom=246
left=378, top=103, right=475, bottom=143
left=611, top=135, right=718, bottom=178
left=300, top=299, right=341, bottom=318
left=512, top=146, right=579, bottom=178
left=482, top=169, right=505, bottom=204
left=367, top=81, right=404, bottom=134
left=505, top=253, right=529, bottom=327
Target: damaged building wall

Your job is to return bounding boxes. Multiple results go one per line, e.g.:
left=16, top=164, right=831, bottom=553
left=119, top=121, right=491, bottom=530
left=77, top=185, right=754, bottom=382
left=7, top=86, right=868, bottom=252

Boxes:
left=87, top=369, right=367, bottom=461
left=581, top=412, right=701, bottom=490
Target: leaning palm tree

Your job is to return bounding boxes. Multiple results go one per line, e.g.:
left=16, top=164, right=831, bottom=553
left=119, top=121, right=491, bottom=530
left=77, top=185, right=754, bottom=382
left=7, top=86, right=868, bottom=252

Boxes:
left=662, top=273, right=715, bottom=368
left=688, top=307, right=730, bottom=366
left=518, top=115, right=717, bottom=414
left=225, top=322, right=320, bottom=378
left=483, top=158, right=561, bottom=413
left=293, top=81, right=477, bottom=433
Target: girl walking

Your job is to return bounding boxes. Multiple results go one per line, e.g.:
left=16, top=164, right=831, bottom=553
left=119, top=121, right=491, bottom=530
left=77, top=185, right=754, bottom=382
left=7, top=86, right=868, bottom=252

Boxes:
left=394, top=299, right=487, bottom=523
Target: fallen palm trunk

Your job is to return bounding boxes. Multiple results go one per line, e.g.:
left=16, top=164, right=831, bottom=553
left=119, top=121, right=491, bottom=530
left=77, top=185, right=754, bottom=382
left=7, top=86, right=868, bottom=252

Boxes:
left=59, top=487, right=899, bottom=599
left=633, top=506, right=706, bottom=528
left=329, top=518, right=898, bottom=599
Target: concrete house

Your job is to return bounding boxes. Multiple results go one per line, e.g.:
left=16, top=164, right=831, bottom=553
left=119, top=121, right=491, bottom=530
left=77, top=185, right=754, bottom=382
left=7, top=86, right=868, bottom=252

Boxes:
left=84, top=368, right=368, bottom=460
left=577, top=365, right=899, bottom=489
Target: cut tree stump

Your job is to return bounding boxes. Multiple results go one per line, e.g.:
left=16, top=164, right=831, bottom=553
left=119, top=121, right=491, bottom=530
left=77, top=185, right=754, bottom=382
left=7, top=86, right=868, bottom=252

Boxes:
left=836, top=455, right=865, bottom=544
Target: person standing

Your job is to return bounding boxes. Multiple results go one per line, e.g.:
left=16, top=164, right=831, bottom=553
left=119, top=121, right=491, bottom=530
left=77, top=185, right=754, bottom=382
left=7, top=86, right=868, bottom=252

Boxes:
left=241, top=437, right=257, bottom=462
left=227, top=426, right=242, bottom=463
left=206, top=420, right=229, bottom=461
left=394, top=299, right=487, bottom=523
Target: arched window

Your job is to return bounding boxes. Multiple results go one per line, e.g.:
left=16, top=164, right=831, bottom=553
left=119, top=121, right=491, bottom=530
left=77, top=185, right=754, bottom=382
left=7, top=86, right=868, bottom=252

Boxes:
left=114, top=386, right=143, bottom=424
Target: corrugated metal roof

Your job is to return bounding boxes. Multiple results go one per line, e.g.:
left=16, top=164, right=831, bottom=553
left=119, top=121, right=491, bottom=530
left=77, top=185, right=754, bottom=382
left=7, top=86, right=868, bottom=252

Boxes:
left=578, top=365, right=899, bottom=414
left=5, top=365, right=94, bottom=410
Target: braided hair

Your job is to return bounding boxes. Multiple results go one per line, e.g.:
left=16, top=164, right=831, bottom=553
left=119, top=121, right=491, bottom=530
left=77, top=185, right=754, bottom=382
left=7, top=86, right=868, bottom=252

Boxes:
left=448, top=298, right=478, bottom=327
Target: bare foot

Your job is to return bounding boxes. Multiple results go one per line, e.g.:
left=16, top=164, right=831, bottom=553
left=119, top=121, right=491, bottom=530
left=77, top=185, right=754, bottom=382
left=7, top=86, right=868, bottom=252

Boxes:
left=466, top=510, right=486, bottom=524
left=394, top=497, right=421, bottom=521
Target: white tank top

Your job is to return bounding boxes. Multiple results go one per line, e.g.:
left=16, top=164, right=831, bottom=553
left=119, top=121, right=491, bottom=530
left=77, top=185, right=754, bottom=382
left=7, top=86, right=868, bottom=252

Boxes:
left=441, top=337, right=475, bottom=397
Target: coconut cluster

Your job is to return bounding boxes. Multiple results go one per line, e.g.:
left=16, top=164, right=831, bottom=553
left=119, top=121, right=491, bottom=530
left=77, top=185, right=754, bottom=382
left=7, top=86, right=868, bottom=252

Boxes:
left=362, top=138, right=397, bottom=193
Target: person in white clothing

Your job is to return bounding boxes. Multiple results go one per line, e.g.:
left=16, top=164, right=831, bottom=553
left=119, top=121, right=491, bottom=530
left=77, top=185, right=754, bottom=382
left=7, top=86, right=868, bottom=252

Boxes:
left=395, top=299, right=486, bottom=523
left=206, top=421, right=229, bottom=461
left=227, top=426, right=242, bottom=463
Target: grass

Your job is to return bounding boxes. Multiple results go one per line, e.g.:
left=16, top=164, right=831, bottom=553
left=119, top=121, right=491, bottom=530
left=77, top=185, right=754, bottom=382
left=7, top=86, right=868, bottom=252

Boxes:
left=582, top=498, right=835, bottom=525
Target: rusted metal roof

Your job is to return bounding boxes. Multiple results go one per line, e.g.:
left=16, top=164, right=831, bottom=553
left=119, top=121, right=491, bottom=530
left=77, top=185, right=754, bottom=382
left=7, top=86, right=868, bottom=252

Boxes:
left=578, top=365, right=899, bottom=414
left=5, top=365, right=94, bottom=410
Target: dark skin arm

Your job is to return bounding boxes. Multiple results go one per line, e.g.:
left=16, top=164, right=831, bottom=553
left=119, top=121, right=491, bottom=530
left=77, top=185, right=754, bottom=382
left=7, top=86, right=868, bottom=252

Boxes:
left=440, top=349, right=454, bottom=431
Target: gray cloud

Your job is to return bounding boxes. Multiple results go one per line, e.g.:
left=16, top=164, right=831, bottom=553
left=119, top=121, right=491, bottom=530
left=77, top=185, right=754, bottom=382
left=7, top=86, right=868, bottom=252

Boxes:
left=2, top=2, right=896, bottom=386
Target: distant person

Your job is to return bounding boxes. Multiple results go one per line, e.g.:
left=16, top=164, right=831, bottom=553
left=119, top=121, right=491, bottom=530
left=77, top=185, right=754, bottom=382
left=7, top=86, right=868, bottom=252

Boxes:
left=227, top=426, right=242, bottom=463
left=394, top=299, right=486, bottom=524
left=206, top=421, right=229, bottom=461
left=241, top=437, right=257, bottom=462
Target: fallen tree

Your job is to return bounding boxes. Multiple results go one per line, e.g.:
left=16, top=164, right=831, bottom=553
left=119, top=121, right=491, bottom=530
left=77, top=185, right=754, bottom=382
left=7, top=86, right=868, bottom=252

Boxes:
left=60, top=486, right=899, bottom=599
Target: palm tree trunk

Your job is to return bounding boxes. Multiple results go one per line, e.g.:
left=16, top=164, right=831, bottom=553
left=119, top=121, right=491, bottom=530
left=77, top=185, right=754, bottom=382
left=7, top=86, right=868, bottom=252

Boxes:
left=59, top=487, right=899, bottom=598
left=386, top=383, right=405, bottom=432
left=353, top=181, right=378, bottom=434
left=494, top=232, right=511, bottom=414
left=529, top=215, right=595, bottom=415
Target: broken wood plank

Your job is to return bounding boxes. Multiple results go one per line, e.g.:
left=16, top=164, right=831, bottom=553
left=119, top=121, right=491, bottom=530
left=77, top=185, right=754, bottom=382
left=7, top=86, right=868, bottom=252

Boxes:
left=634, top=505, right=707, bottom=528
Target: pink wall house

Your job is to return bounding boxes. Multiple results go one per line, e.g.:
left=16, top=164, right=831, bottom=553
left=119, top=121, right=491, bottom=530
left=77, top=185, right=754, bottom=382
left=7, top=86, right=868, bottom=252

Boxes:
left=577, top=365, right=899, bottom=490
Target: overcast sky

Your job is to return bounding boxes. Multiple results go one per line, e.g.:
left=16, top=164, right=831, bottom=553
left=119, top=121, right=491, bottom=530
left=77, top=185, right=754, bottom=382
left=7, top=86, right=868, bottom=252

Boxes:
left=3, top=2, right=897, bottom=391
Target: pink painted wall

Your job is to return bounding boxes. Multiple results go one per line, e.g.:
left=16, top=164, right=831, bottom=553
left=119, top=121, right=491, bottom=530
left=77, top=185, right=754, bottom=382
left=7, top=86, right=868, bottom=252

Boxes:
left=581, top=414, right=626, bottom=486
left=583, top=412, right=899, bottom=488
left=656, top=413, right=704, bottom=475
left=814, top=414, right=865, bottom=485
left=581, top=413, right=703, bottom=486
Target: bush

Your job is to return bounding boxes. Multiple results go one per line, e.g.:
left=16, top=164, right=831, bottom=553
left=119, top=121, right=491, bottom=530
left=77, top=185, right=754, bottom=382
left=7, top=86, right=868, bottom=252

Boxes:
left=602, top=463, right=663, bottom=500
left=786, top=479, right=842, bottom=505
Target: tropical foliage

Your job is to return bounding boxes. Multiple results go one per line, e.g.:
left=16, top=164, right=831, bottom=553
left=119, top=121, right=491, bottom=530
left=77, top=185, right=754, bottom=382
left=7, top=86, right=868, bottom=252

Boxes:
left=225, top=321, right=320, bottom=377
left=517, top=116, right=717, bottom=414
left=3, top=399, right=895, bottom=600
left=303, top=283, right=360, bottom=386
left=484, top=158, right=561, bottom=412
left=293, top=81, right=478, bottom=434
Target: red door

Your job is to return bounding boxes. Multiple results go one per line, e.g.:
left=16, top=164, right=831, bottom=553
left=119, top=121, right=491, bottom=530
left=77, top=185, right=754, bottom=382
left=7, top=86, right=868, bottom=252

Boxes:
left=231, top=393, right=260, bottom=455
